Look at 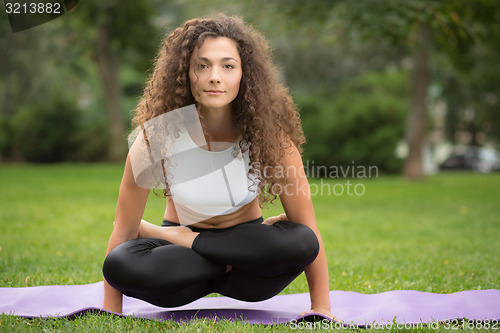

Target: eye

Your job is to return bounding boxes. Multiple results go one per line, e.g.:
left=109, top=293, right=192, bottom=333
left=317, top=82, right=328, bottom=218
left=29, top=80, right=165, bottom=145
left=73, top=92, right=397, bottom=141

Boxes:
left=223, top=64, right=235, bottom=69
left=197, top=63, right=209, bottom=70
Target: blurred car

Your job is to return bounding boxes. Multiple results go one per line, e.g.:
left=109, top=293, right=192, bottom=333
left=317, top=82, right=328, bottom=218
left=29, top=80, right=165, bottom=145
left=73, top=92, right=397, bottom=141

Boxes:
left=439, top=146, right=500, bottom=173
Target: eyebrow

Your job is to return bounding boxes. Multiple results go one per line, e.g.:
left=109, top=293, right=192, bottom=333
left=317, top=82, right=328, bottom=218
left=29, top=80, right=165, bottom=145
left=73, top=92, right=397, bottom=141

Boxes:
left=196, top=57, right=239, bottom=63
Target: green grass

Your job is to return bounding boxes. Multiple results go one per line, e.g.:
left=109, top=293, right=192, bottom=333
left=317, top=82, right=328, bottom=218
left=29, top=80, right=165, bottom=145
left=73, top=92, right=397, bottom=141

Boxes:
left=0, top=164, right=499, bottom=332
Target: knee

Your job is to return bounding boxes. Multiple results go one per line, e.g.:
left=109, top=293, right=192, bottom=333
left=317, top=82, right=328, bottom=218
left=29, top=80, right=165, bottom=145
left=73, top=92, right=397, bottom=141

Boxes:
left=272, top=222, right=319, bottom=265
left=289, top=223, right=319, bottom=263
left=103, top=240, right=147, bottom=289
left=102, top=245, right=129, bottom=287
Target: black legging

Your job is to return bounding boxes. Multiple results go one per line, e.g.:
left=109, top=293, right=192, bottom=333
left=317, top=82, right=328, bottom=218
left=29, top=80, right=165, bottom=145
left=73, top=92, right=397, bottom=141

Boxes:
left=103, top=217, right=319, bottom=307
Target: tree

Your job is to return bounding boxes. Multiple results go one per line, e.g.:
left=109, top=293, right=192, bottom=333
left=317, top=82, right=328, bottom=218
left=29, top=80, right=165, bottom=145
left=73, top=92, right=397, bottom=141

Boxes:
left=71, top=0, right=158, bottom=161
left=436, top=1, right=500, bottom=146
left=404, top=21, right=431, bottom=179
left=298, top=69, right=408, bottom=174
left=270, top=0, right=498, bottom=179
left=0, top=11, right=82, bottom=161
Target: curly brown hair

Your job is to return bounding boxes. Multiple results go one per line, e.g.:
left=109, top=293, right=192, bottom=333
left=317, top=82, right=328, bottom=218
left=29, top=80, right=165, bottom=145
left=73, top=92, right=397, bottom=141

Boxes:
left=132, top=14, right=305, bottom=205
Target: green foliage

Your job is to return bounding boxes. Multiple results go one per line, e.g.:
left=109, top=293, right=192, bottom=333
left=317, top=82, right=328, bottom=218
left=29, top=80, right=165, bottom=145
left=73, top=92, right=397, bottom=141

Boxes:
left=434, top=0, right=500, bottom=144
left=74, top=0, right=160, bottom=73
left=2, top=0, right=499, bottom=164
left=11, top=94, right=81, bottom=163
left=0, top=115, right=12, bottom=157
left=334, top=0, right=483, bottom=57
left=274, top=0, right=500, bottom=168
left=299, top=69, right=408, bottom=173
left=71, top=118, right=110, bottom=162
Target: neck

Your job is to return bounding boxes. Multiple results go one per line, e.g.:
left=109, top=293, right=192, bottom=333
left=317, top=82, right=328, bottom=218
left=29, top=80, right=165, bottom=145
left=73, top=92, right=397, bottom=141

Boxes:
left=198, top=104, right=238, bottom=141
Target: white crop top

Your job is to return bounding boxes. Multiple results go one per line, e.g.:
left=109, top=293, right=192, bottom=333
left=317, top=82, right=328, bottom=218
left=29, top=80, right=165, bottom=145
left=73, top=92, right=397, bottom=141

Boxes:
left=164, top=128, right=259, bottom=225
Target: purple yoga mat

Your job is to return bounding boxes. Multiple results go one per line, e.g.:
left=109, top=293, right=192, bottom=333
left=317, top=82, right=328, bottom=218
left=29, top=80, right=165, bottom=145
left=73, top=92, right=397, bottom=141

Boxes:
left=0, top=282, right=499, bottom=326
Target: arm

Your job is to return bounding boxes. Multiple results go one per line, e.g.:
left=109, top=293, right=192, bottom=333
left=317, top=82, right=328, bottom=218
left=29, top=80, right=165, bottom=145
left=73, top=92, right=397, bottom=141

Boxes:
left=277, top=143, right=332, bottom=318
left=103, top=154, right=150, bottom=313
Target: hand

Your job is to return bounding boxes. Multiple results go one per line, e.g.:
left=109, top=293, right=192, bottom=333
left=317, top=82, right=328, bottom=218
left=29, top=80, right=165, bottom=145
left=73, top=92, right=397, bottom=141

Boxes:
left=262, top=213, right=287, bottom=225
left=299, top=308, right=340, bottom=322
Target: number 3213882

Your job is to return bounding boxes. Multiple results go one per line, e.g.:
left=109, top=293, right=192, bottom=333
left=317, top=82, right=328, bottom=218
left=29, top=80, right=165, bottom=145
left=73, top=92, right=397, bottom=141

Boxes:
left=443, top=319, right=498, bottom=330
left=5, top=2, right=62, bottom=14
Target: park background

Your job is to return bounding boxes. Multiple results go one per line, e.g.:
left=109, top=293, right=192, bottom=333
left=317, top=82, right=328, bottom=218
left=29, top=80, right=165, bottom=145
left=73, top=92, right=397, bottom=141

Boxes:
left=1, top=0, right=499, bottom=332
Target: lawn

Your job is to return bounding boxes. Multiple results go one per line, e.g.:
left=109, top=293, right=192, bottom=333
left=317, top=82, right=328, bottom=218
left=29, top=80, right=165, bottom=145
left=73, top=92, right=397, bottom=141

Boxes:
left=0, top=163, right=499, bottom=332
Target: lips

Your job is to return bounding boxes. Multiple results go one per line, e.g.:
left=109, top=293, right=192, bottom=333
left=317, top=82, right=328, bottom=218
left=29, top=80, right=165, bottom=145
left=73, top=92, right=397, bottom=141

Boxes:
left=204, top=90, right=224, bottom=95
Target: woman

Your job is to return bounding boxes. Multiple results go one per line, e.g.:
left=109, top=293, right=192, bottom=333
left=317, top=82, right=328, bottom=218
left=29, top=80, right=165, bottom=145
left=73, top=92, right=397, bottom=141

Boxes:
left=102, top=14, right=334, bottom=320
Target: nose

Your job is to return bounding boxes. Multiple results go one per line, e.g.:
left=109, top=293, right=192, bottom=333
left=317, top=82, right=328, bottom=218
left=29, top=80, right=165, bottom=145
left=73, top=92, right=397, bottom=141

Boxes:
left=209, top=67, right=221, bottom=84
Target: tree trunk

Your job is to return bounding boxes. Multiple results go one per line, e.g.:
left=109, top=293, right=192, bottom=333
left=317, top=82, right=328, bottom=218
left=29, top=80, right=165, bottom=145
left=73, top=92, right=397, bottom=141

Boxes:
left=404, top=22, right=431, bottom=180
left=95, top=11, right=126, bottom=162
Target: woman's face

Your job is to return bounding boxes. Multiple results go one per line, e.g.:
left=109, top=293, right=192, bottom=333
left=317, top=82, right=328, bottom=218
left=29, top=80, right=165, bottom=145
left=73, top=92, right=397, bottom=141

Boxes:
left=189, top=37, right=242, bottom=111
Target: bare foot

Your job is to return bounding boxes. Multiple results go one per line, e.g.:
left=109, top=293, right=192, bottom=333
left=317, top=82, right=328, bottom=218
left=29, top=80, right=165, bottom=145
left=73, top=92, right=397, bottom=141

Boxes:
left=262, top=213, right=287, bottom=225
left=137, top=219, right=159, bottom=238
left=138, top=220, right=199, bottom=249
